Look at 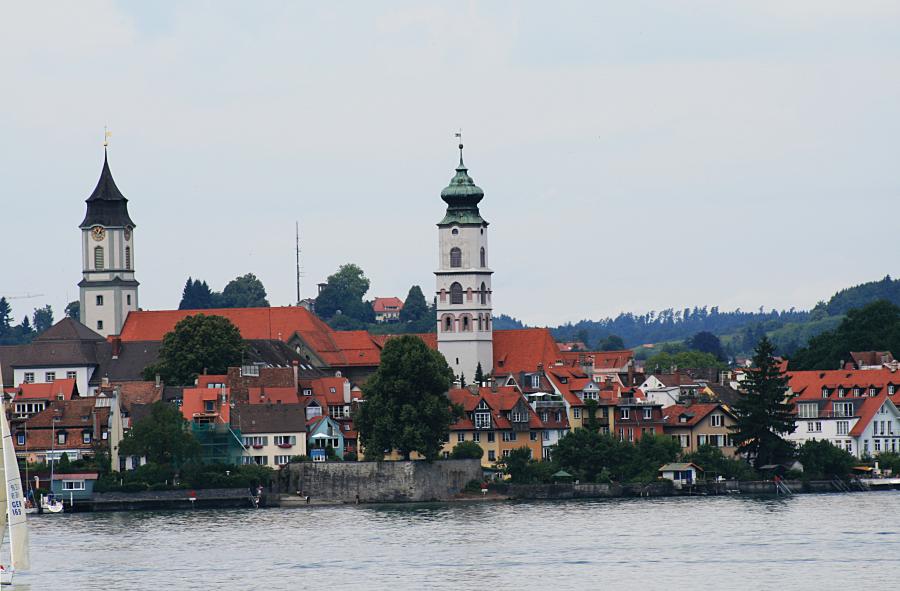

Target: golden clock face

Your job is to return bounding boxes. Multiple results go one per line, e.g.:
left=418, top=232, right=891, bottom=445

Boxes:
left=124, top=226, right=132, bottom=241
left=91, top=226, right=106, bottom=241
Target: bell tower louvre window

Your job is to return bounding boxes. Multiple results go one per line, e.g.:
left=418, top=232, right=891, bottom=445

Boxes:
left=450, top=282, right=463, bottom=305
left=450, top=247, right=462, bottom=268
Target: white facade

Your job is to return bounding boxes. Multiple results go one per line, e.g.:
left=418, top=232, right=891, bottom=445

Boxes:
left=786, top=398, right=900, bottom=458
left=241, top=431, right=307, bottom=468
left=80, top=224, right=138, bottom=337
left=12, top=366, right=93, bottom=396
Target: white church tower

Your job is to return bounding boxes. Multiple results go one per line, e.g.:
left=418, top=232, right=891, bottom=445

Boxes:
left=435, top=141, right=493, bottom=381
left=78, top=148, right=139, bottom=337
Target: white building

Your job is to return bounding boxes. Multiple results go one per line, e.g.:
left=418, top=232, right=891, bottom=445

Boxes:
left=79, top=149, right=139, bottom=337
left=435, top=143, right=493, bottom=381
left=786, top=394, right=900, bottom=458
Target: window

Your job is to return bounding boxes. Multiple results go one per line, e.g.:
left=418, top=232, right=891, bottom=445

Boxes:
left=487, top=432, right=495, bottom=443
left=838, top=388, right=845, bottom=398
left=16, top=433, right=24, bottom=446
left=330, top=406, right=345, bottom=419
left=502, top=449, right=511, bottom=458
left=127, top=294, right=132, bottom=306
left=472, top=432, right=480, bottom=442
left=62, top=480, right=86, bottom=491
left=125, top=246, right=132, bottom=270
left=275, top=455, right=291, bottom=466
left=480, top=282, right=487, bottom=305
left=573, top=408, right=581, bottom=419
left=96, top=295, right=104, bottom=306
left=698, top=434, right=707, bottom=446
left=45, top=371, right=56, bottom=382
left=643, top=407, right=652, bottom=420
left=57, top=432, right=67, bottom=445
left=24, top=372, right=34, bottom=384
left=833, top=402, right=854, bottom=417
left=869, top=388, right=877, bottom=397
left=474, top=412, right=491, bottom=429
left=480, top=247, right=486, bottom=267
left=710, top=414, right=724, bottom=427
left=450, top=247, right=462, bottom=268
left=488, top=450, right=496, bottom=461
left=875, top=439, right=881, bottom=452
left=511, top=410, right=528, bottom=423
left=806, top=421, right=822, bottom=433
left=66, top=371, right=77, bottom=380
left=502, top=432, right=517, bottom=442
left=457, top=433, right=465, bottom=442
left=461, top=315, right=470, bottom=331
left=450, top=282, right=463, bottom=305
left=836, top=421, right=849, bottom=435
left=451, top=228, right=459, bottom=235
left=620, top=408, right=630, bottom=420
left=890, top=385, right=896, bottom=396
left=204, top=400, right=215, bottom=413
left=529, top=375, right=541, bottom=388
left=94, top=246, right=104, bottom=270
left=97, top=320, right=104, bottom=331
left=443, top=315, right=454, bottom=332
left=679, top=434, right=689, bottom=448
left=798, top=403, right=818, bottom=419
left=530, top=432, right=537, bottom=441
left=274, top=436, right=296, bottom=446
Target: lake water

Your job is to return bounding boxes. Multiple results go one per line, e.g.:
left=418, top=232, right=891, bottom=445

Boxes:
left=10, top=491, right=900, bottom=590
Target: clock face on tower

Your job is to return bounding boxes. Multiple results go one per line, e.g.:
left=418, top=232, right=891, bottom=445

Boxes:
left=91, top=226, right=106, bottom=241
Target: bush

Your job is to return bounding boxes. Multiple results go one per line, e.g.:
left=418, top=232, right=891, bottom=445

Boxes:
left=149, top=483, right=174, bottom=491
left=451, top=441, right=484, bottom=460
left=683, top=445, right=756, bottom=481
left=120, top=482, right=149, bottom=493
left=797, top=440, right=855, bottom=479
left=463, top=479, right=484, bottom=493
left=343, top=451, right=358, bottom=462
left=290, top=455, right=311, bottom=463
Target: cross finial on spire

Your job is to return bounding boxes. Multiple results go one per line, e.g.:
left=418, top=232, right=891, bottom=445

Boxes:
left=103, top=126, right=112, bottom=148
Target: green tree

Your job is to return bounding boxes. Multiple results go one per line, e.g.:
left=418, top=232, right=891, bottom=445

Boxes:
left=143, top=314, right=244, bottom=385
left=796, top=440, right=855, bottom=479
left=686, top=331, right=725, bottom=361
left=119, top=402, right=200, bottom=466
left=682, top=445, right=755, bottom=480
left=474, top=362, right=485, bottom=386
left=504, top=447, right=539, bottom=483
left=789, top=301, right=900, bottom=370
left=730, top=337, right=796, bottom=469
left=599, top=334, right=625, bottom=351
left=354, top=336, right=458, bottom=461
left=315, top=264, right=372, bottom=322
left=451, top=440, right=484, bottom=460
left=0, top=297, right=11, bottom=334
left=646, top=350, right=724, bottom=373
left=399, top=285, right=428, bottom=323
left=553, top=429, right=626, bottom=482
left=33, top=305, right=54, bottom=334
left=64, top=300, right=80, bottom=321
left=220, top=273, right=269, bottom=308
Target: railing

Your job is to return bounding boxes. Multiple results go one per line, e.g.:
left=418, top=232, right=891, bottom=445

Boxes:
left=531, top=401, right=565, bottom=409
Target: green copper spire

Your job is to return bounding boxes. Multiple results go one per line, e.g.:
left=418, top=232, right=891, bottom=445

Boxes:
left=439, top=141, right=487, bottom=226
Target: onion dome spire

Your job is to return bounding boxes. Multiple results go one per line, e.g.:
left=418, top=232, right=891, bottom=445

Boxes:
left=438, top=135, right=487, bottom=226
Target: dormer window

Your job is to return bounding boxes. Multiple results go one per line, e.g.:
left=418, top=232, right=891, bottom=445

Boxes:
left=869, top=388, right=877, bottom=397
left=529, top=375, right=541, bottom=388
left=57, top=431, right=67, bottom=445
left=838, top=388, right=845, bottom=398
left=853, top=388, right=860, bottom=396
left=303, top=389, right=312, bottom=396
left=821, top=387, right=829, bottom=398
left=890, top=385, right=895, bottom=396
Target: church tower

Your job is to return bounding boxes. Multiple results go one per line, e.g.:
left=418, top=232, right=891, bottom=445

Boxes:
left=435, top=141, right=493, bottom=381
left=79, top=149, right=139, bottom=337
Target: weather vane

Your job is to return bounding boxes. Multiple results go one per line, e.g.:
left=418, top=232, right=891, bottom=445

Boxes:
left=454, top=128, right=463, bottom=158
left=103, top=126, right=112, bottom=148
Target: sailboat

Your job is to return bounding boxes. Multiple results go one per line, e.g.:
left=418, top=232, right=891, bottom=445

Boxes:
left=0, top=397, right=30, bottom=585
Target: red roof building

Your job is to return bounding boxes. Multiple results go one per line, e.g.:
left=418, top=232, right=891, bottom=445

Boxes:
left=372, top=297, right=404, bottom=323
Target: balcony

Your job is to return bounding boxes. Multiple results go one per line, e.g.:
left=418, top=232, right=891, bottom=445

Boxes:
left=531, top=400, right=565, bottom=409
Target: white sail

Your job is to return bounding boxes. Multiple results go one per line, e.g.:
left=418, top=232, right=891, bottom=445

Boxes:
left=1, top=404, right=29, bottom=571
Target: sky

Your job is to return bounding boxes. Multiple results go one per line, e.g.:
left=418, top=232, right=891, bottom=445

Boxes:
left=2, top=1, right=899, bottom=327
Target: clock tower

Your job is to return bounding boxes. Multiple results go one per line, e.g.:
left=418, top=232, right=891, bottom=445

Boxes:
left=435, top=142, right=493, bottom=381
left=78, top=149, right=139, bottom=337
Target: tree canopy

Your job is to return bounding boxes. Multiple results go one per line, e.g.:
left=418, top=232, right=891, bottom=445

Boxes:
left=143, top=314, right=244, bottom=385
left=686, top=331, right=725, bottom=361
left=789, top=300, right=900, bottom=370
left=796, top=440, right=854, bottom=479
left=179, top=277, right=216, bottom=310
left=220, top=273, right=269, bottom=308
left=354, top=335, right=458, bottom=461
left=730, top=337, right=796, bottom=469
left=315, top=264, right=374, bottom=324
left=64, top=300, right=80, bottom=320
left=553, top=431, right=680, bottom=483
left=119, top=402, right=200, bottom=466
left=645, top=350, right=724, bottom=373
left=399, top=285, right=428, bottom=323
left=450, top=440, right=484, bottom=460
left=599, top=334, right=625, bottom=351
left=32, top=305, right=54, bottom=334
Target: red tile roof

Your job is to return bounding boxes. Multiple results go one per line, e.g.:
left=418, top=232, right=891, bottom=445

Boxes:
left=448, top=387, right=542, bottom=430
left=248, top=387, right=299, bottom=405
left=662, top=403, right=729, bottom=427
left=493, top=328, right=561, bottom=373
left=373, top=297, right=404, bottom=313
left=788, top=368, right=900, bottom=400
left=16, top=379, right=78, bottom=401
left=849, top=392, right=893, bottom=437
left=119, top=306, right=333, bottom=343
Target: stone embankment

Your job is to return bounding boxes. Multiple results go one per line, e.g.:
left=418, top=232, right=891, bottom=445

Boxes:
left=278, top=459, right=482, bottom=505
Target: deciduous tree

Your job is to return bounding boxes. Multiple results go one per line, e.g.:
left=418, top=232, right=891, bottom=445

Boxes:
left=119, top=402, right=200, bottom=466
left=354, top=336, right=458, bottom=461
left=143, top=314, right=244, bottom=385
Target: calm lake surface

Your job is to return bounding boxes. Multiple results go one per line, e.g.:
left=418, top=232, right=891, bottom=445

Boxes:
left=11, top=491, right=900, bottom=590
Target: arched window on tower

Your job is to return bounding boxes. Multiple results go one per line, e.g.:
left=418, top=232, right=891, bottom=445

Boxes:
left=450, top=282, right=463, bottom=305
left=461, top=314, right=471, bottom=332
left=442, top=314, right=455, bottom=332
left=480, top=247, right=486, bottom=267
left=125, top=246, right=132, bottom=270
left=480, top=282, right=487, bottom=305
left=94, top=246, right=104, bottom=270
left=450, top=247, right=462, bottom=268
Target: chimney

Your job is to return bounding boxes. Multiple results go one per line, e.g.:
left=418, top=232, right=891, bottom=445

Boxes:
left=292, top=361, right=299, bottom=391
left=101, top=375, right=110, bottom=387
left=111, top=336, right=121, bottom=359
left=627, top=359, right=634, bottom=386
left=155, top=373, right=161, bottom=388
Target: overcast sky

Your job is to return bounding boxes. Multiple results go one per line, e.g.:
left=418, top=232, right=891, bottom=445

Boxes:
left=2, top=1, right=899, bottom=327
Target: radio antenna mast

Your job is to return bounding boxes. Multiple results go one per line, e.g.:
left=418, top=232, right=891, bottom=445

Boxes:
left=295, top=221, right=302, bottom=306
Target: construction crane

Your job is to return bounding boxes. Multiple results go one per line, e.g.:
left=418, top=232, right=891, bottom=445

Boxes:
left=6, top=294, right=44, bottom=300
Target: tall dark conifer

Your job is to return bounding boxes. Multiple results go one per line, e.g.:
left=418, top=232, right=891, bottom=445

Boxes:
left=730, top=336, right=796, bottom=468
